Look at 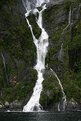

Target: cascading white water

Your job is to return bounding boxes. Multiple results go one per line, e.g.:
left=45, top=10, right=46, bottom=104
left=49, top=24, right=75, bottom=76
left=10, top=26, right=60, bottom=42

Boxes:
left=50, top=68, right=66, bottom=111
left=36, top=0, right=49, bottom=7
left=58, top=43, right=64, bottom=62
left=22, top=0, right=49, bottom=112
left=69, top=7, right=72, bottom=25
left=62, top=7, right=72, bottom=33
left=56, top=7, right=72, bottom=111
left=1, top=52, right=8, bottom=83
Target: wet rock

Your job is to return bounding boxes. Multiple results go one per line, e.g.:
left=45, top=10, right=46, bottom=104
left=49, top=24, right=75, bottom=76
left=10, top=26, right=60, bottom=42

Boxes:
left=66, top=98, right=78, bottom=110
left=5, top=101, right=9, bottom=108
left=10, top=100, right=22, bottom=109
left=0, top=104, right=3, bottom=109
left=0, top=102, right=5, bottom=112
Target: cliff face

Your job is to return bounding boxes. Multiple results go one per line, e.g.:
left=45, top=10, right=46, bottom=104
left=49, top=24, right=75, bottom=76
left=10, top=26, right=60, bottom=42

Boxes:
left=0, top=0, right=37, bottom=104
left=41, top=2, right=81, bottom=110
left=0, top=0, right=81, bottom=111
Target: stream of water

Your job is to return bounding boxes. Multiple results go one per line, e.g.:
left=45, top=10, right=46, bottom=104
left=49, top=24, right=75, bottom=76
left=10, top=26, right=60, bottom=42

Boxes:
left=22, top=0, right=49, bottom=112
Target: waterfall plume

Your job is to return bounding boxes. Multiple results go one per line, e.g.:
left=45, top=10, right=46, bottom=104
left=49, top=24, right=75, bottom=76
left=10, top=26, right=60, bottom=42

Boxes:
left=22, top=0, right=49, bottom=112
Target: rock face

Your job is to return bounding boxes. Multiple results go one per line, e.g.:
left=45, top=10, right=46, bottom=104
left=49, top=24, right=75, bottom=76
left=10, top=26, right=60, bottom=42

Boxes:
left=5, top=101, right=9, bottom=108
left=49, top=0, right=63, bottom=5
left=22, top=0, right=63, bottom=10
left=10, top=100, right=22, bottom=110
left=0, top=0, right=81, bottom=111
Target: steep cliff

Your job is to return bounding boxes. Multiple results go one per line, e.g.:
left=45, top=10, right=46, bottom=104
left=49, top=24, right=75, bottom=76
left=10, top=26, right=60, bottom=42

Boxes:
left=0, top=0, right=81, bottom=111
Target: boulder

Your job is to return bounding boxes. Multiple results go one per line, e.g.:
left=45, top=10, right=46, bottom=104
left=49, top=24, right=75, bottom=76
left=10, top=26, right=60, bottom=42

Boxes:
left=10, top=100, right=22, bottom=109
left=5, top=101, right=9, bottom=108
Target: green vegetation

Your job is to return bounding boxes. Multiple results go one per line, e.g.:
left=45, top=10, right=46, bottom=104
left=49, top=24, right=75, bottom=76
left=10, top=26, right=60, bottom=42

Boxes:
left=40, top=1, right=81, bottom=107
left=0, top=0, right=37, bottom=103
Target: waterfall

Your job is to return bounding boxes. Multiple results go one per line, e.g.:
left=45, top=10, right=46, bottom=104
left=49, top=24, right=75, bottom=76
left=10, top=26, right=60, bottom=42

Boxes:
left=56, top=7, right=72, bottom=111
left=50, top=68, right=66, bottom=111
left=62, top=7, right=72, bottom=34
left=69, top=7, right=72, bottom=25
left=58, top=43, right=64, bottom=62
left=1, top=52, right=8, bottom=84
left=36, top=0, right=49, bottom=7
left=58, top=103, right=60, bottom=111
left=22, top=0, right=49, bottom=112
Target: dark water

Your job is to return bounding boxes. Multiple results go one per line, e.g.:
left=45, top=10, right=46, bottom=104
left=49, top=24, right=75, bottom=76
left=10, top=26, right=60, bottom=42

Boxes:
left=0, top=112, right=81, bottom=121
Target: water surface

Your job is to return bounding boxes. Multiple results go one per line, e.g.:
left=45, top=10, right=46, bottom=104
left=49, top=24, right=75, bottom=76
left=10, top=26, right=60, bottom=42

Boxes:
left=0, top=111, right=81, bottom=121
